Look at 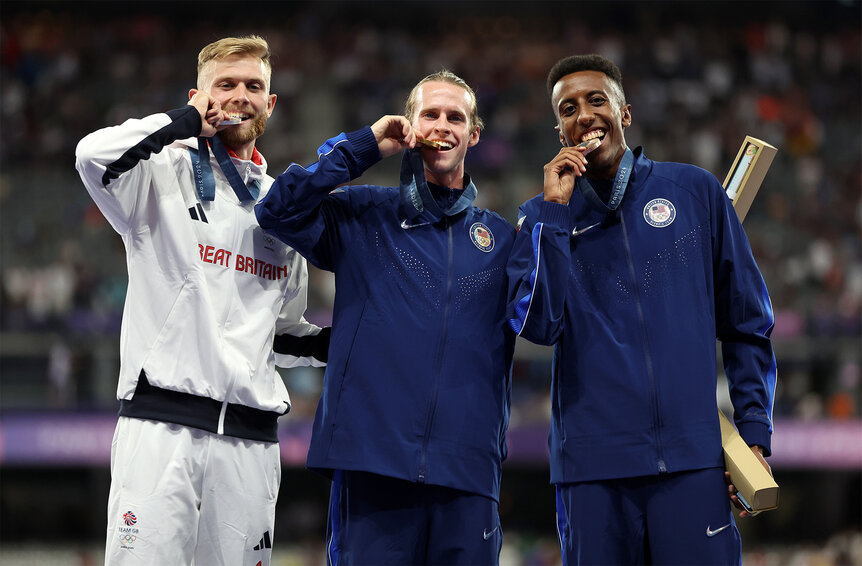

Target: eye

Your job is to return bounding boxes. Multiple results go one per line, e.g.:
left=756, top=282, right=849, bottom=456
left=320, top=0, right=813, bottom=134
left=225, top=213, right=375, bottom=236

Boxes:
left=561, top=104, right=575, bottom=117
left=589, top=96, right=607, bottom=106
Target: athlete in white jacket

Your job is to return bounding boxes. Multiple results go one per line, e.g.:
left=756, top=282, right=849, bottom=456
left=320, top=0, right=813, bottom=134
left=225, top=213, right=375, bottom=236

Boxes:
left=75, top=36, right=328, bottom=566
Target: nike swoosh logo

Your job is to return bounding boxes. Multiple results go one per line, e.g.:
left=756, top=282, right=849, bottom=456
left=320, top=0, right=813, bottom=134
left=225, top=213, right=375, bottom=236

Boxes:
left=706, top=523, right=731, bottom=537
left=401, top=219, right=432, bottom=229
left=572, top=222, right=601, bottom=236
left=483, top=525, right=499, bottom=540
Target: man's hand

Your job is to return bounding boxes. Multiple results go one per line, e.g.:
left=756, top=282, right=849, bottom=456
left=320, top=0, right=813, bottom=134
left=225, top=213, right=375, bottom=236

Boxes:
left=370, top=115, right=417, bottom=158
left=188, top=91, right=229, bottom=138
left=543, top=147, right=589, bottom=204
left=725, top=445, right=772, bottom=517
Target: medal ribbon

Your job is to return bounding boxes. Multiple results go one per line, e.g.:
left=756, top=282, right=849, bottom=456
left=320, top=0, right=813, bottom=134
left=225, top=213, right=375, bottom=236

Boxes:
left=576, top=147, right=634, bottom=211
left=189, top=136, right=259, bottom=202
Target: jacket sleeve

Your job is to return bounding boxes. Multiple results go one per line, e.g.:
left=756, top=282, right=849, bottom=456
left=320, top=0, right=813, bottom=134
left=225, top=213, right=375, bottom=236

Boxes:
left=255, top=127, right=381, bottom=271
left=74, top=106, right=202, bottom=236
left=711, top=177, right=777, bottom=456
left=506, top=200, right=575, bottom=346
left=272, top=248, right=329, bottom=368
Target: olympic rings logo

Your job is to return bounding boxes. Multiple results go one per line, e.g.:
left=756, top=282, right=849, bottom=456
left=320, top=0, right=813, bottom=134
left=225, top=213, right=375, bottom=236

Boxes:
left=119, top=534, right=137, bottom=544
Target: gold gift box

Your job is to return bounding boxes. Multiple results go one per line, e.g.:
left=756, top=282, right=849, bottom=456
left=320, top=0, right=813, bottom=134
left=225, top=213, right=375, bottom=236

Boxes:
left=718, top=411, right=780, bottom=513
left=717, top=135, right=780, bottom=514
left=722, top=136, right=778, bottom=223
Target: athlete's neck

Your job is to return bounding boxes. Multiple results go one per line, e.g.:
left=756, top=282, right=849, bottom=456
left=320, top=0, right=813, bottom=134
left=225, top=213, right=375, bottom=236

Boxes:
left=225, top=143, right=262, bottom=164
left=424, top=168, right=465, bottom=190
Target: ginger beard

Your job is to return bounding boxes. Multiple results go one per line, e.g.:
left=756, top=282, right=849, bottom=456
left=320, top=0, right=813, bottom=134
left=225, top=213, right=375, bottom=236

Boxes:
left=218, top=110, right=268, bottom=148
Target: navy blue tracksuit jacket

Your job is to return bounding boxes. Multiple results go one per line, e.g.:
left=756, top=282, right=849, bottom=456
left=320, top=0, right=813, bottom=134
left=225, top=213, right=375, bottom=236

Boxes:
left=507, top=147, right=777, bottom=485
left=256, top=127, right=515, bottom=501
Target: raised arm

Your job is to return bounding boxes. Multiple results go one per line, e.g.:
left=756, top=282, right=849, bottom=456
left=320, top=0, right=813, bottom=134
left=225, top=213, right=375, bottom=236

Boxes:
left=255, top=116, right=418, bottom=270
left=74, top=94, right=229, bottom=234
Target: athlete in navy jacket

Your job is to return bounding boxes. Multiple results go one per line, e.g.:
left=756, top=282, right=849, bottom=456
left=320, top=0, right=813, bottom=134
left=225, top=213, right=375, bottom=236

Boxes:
left=257, top=71, right=515, bottom=565
left=507, top=55, right=777, bottom=565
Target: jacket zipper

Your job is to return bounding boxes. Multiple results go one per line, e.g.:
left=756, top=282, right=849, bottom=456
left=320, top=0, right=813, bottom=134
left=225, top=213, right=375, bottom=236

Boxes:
left=620, top=213, right=666, bottom=473
left=217, top=200, right=244, bottom=435
left=418, top=220, right=454, bottom=482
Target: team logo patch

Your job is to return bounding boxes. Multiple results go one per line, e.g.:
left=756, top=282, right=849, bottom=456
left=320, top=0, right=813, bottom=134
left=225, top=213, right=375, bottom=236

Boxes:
left=118, top=510, right=140, bottom=550
left=123, top=511, right=137, bottom=526
left=643, top=198, right=676, bottom=228
left=470, top=222, right=495, bottom=252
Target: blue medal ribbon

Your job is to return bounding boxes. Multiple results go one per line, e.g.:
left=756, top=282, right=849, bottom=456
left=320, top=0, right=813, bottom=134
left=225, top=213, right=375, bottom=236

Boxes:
left=188, top=136, right=259, bottom=202
left=189, top=137, right=215, bottom=201
left=576, top=147, right=634, bottom=212
left=398, top=148, right=477, bottom=223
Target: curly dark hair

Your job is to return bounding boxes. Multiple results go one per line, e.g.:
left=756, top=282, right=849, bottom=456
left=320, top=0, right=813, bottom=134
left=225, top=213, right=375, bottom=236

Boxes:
left=546, top=54, right=626, bottom=104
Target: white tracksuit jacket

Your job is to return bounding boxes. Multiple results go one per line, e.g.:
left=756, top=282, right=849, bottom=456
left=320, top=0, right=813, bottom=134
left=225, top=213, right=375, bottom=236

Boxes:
left=75, top=106, right=328, bottom=442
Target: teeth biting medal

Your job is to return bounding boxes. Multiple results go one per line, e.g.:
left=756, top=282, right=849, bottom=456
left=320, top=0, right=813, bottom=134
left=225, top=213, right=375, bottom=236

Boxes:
left=417, top=138, right=453, bottom=151
left=219, top=113, right=247, bottom=126
left=575, top=137, right=602, bottom=154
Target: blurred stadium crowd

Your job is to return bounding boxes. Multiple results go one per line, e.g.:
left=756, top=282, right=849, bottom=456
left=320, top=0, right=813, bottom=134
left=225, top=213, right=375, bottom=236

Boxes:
left=2, top=0, right=859, bottom=419
left=1, top=1, right=860, bottom=564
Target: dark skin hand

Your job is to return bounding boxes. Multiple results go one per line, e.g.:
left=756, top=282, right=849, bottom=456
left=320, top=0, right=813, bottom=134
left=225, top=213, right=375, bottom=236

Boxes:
left=725, top=445, right=772, bottom=517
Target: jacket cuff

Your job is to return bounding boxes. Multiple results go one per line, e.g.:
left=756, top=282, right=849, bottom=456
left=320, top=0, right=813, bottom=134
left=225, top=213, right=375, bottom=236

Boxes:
left=538, top=200, right=574, bottom=232
left=345, top=127, right=382, bottom=172
left=166, top=106, right=203, bottom=137
left=737, top=420, right=772, bottom=457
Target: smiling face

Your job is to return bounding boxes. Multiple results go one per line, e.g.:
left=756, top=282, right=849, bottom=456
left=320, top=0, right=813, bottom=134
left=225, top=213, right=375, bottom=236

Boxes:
left=193, top=53, right=276, bottom=154
left=410, top=81, right=480, bottom=189
left=551, top=70, right=632, bottom=180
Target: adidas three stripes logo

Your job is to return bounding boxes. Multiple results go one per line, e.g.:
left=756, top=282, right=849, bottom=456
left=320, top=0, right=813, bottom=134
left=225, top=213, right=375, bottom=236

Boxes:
left=253, top=530, right=272, bottom=551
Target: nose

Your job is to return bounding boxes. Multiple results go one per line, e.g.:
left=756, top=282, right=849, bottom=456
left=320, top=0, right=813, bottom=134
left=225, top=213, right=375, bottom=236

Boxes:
left=433, top=116, right=451, bottom=134
left=231, top=83, right=251, bottom=104
left=577, top=106, right=595, bottom=126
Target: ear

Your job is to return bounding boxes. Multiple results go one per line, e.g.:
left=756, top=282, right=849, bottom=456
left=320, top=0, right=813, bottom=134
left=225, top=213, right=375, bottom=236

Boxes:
left=467, top=125, right=480, bottom=147
left=621, top=104, right=632, bottom=128
left=557, top=124, right=567, bottom=147
left=188, top=88, right=199, bottom=101
left=266, top=93, right=277, bottom=117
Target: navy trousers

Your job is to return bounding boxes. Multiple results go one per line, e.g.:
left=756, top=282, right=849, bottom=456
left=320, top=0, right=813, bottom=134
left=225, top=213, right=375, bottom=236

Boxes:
left=326, top=470, right=502, bottom=565
left=556, top=467, right=741, bottom=565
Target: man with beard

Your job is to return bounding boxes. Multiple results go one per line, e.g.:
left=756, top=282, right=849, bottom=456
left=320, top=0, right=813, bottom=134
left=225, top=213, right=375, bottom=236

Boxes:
left=75, top=36, right=329, bottom=566
left=507, top=54, right=776, bottom=565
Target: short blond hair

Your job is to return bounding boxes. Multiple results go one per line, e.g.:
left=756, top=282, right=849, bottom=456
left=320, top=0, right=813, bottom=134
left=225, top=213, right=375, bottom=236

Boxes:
left=197, top=35, right=272, bottom=90
left=404, top=70, right=484, bottom=132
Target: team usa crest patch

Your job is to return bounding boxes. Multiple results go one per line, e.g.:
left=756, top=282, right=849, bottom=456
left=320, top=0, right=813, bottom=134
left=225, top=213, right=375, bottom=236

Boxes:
left=470, top=222, right=495, bottom=252
left=643, top=198, right=676, bottom=228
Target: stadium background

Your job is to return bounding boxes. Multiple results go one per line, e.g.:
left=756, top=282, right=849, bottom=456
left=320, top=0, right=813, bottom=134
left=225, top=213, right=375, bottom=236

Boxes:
left=1, top=0, right=860, bottom=564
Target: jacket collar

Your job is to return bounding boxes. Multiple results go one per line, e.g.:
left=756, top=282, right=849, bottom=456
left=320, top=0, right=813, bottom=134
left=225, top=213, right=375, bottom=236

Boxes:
left=575, top=146, right=656, bottom=212
left=398, top=148, right=477, bottom=224
left=178, top=136, right=268, bottom=202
